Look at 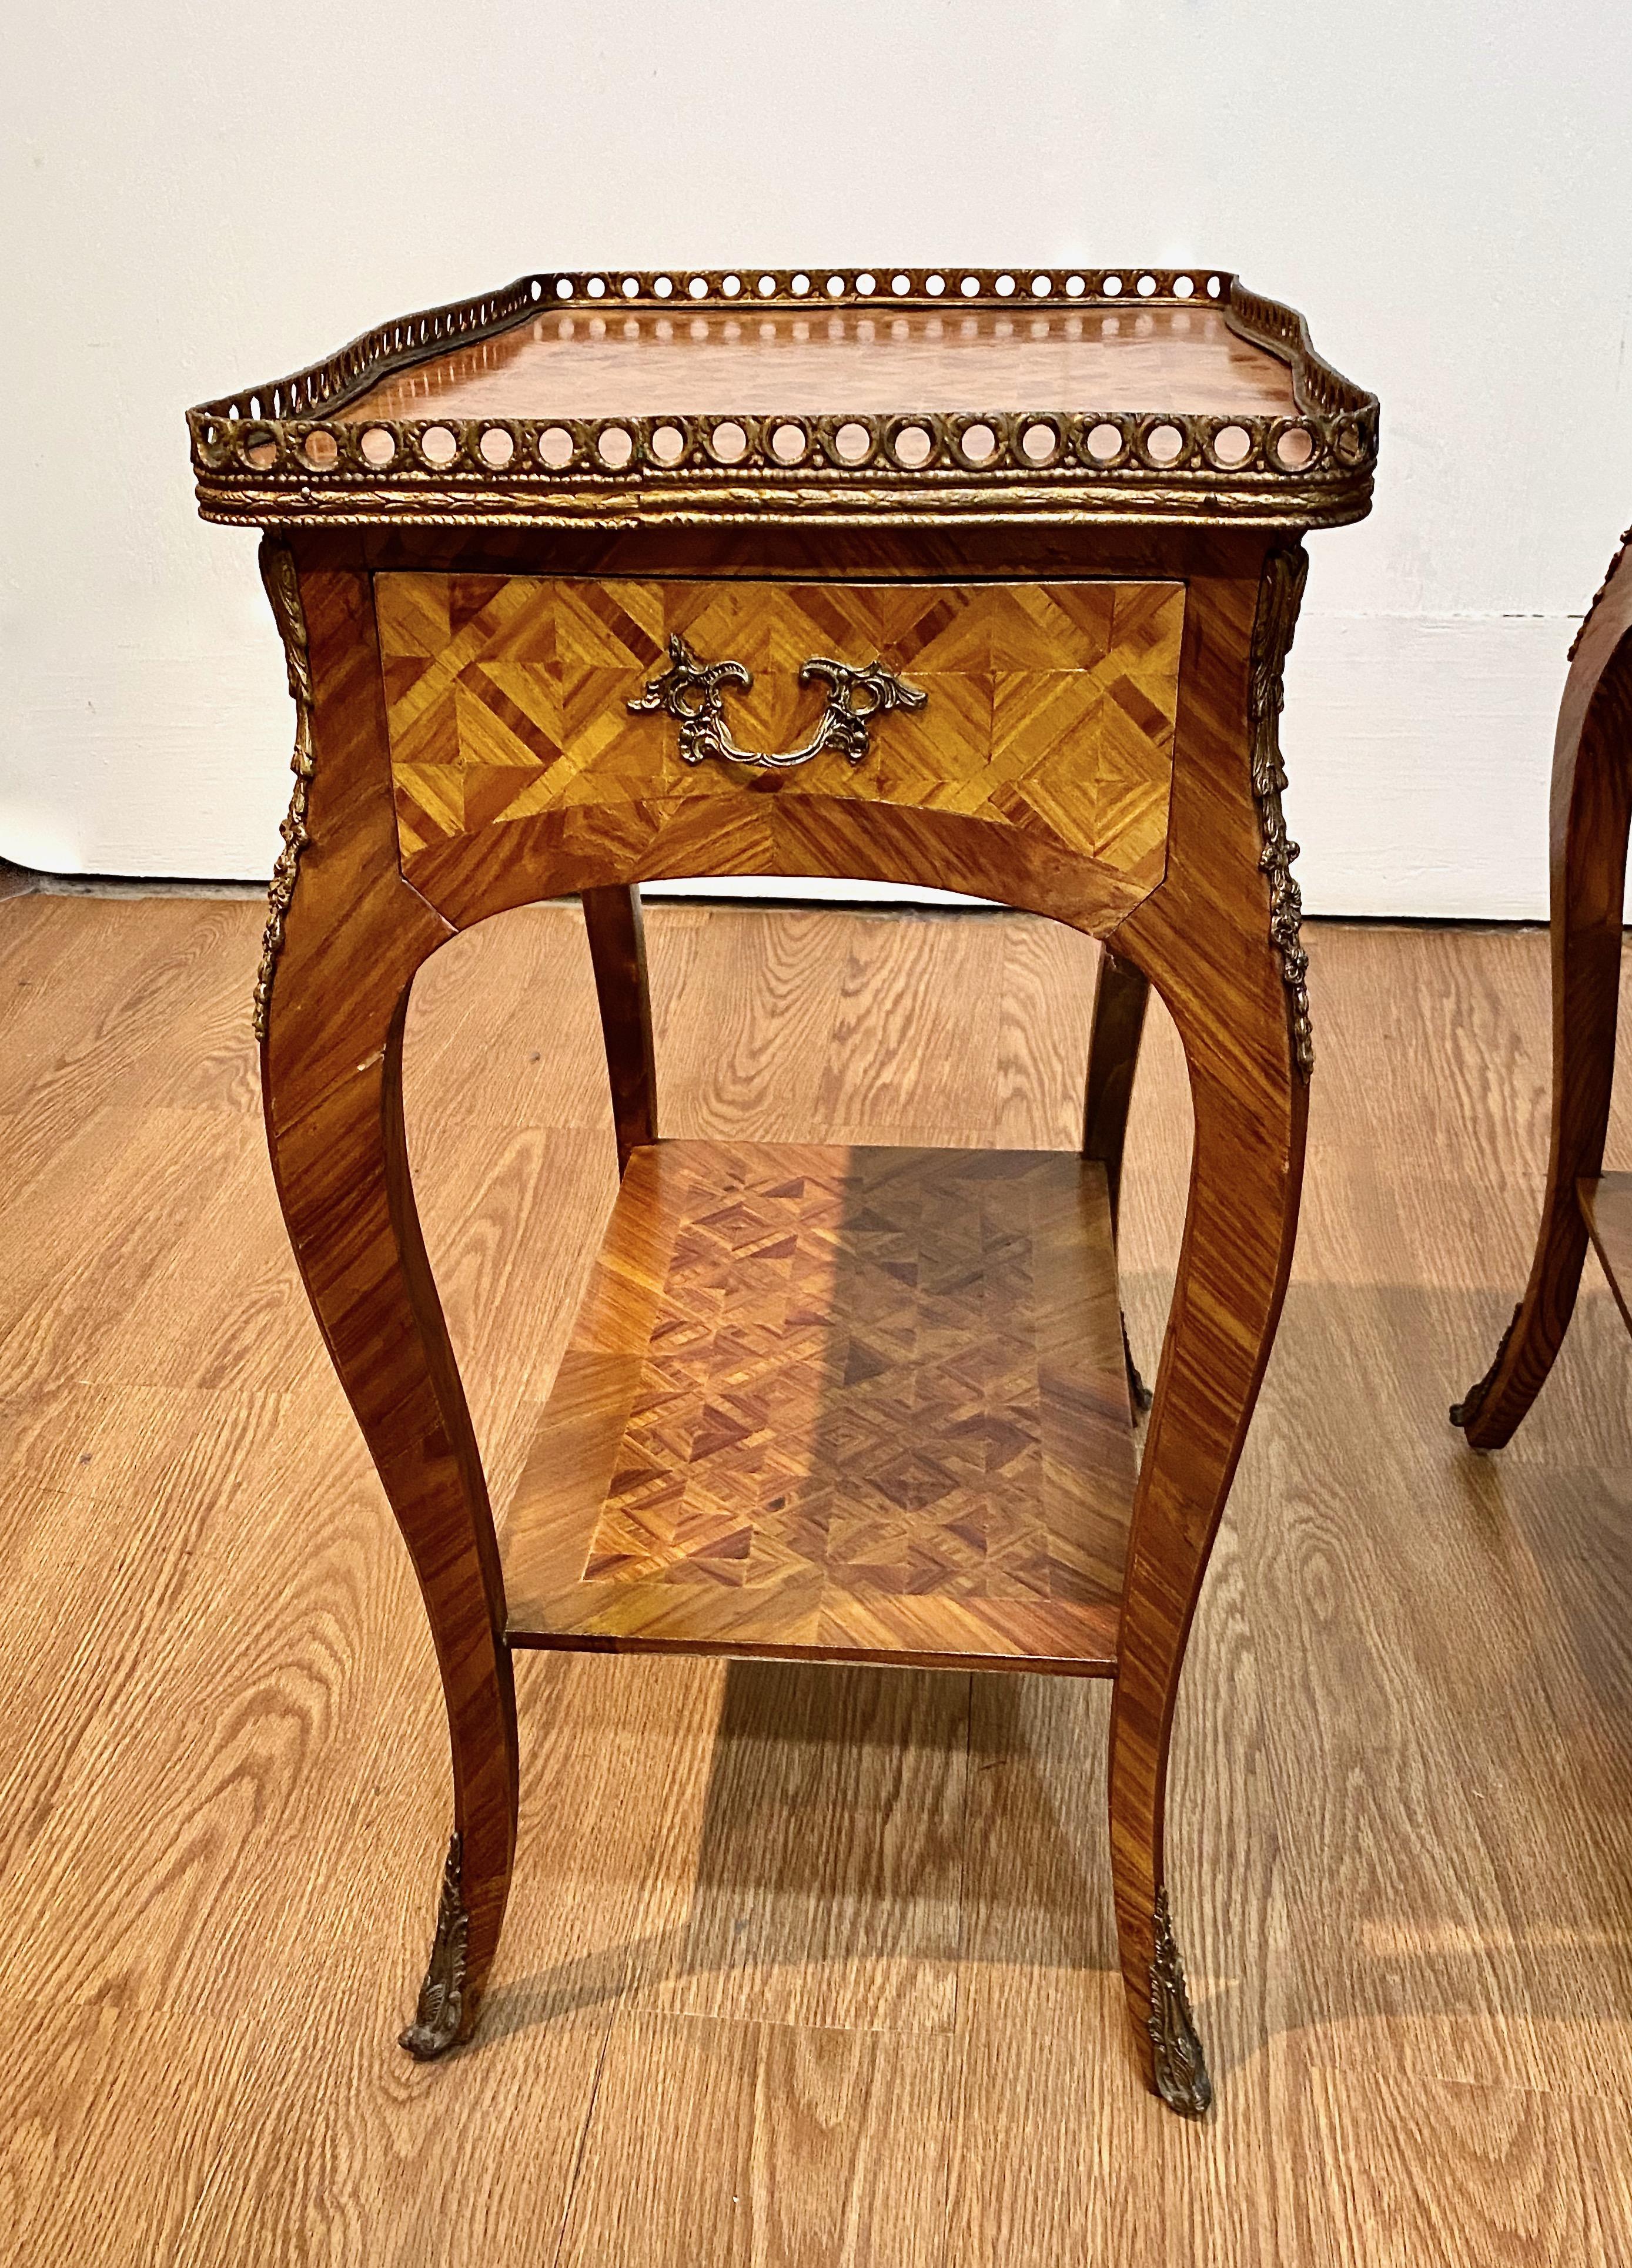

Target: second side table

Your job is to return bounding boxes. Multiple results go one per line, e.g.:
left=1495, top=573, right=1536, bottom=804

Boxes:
left=188, top=261, right=1377, bottom=2116
left=1454, top=528, right=1632, bottom=1442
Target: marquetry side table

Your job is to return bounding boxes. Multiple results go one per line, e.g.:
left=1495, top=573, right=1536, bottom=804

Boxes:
left=1454, top=525, right=1632, bottom=1445
left=188, top=263, right=1377, bottom=2118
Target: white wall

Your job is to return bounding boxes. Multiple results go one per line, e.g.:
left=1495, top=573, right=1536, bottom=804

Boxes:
left=5, top=1, right=1629, bottom=916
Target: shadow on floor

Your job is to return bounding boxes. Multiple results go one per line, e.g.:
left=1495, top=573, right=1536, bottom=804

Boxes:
left=480, top=1272, right=1632, bottom=2098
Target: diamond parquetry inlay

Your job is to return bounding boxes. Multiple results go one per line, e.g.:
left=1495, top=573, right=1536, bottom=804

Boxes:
left=377, top=577, right=1183, bottom=908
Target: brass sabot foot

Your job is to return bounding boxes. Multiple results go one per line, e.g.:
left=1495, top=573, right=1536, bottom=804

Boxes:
left=399, top=1834, right=469, bottom=2061
left=1148, top=1887, right=1213, bottom=2119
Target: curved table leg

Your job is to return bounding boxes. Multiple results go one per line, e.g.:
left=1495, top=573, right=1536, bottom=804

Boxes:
left=258, top=552, right=518, bottom=2058
left=582, top=883, right=658, bottom=1176
left=1453, top=671, right=1632, bottom=1446
left=1100, top=551, right=1310, bottom=2115
left=1105, top=952, right=1305, bottom=2116
left=1083, top=946, right=1152, bottom=1408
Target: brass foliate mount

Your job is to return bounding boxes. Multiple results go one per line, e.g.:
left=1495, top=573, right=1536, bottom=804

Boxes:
left=1148, top=1887, right=1213, bottom=2119
left=252, top=540, right=315, bottom=1043
left=629, top=634, right=927, bottom=772
left=1248, top=542, right=1314, bottom=1080
left=399, top=1833, right=470, bottom=2061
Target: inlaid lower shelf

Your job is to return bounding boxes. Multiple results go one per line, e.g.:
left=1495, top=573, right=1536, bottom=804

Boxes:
left=1580, top=1173, right=1632, bottom=1335
left=500, top=1140, right=1136, bottom=1674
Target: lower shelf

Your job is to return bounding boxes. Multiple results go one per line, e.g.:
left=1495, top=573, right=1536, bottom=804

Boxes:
left=500, top=1140, right=1135, bottom=1673
left=1580, top=1173, right=1632, bottom=1334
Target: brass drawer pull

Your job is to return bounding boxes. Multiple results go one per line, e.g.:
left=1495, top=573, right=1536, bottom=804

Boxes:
left=629, top=634, right=925, bottom=770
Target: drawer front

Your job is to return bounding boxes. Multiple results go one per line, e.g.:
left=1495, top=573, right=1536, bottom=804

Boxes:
left=377, top=575, right=1182, bottom=893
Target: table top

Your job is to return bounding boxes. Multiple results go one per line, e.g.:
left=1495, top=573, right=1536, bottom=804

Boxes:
left=344, top=306, right=1299, bottom=423
left=188, top=264, right=1377, bottom=532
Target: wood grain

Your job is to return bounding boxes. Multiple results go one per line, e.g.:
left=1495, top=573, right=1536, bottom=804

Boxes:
left=623, top=1657, right=968, bottom=2035
left=377, top=575, right=1182, bottom=917
left=259, top=557, right=519, bottom=2050
left=1101, top=557, right=1308, bottom=2101
left=557, top=2012, right=955, bottom=2268
left=212, top=522, right=1289, bottom=2113
left=1083, top=946, right=1151, bottom=1235
left=1453, top=530, right=1632, bottom=1445
left=500, top=1140, right=1134, bottom=1671
left=360, top=530, right=1229, bottom=2125
left=341, top=303, right=1300, bottom=424
left=11, top=897, right=1632, bottom=2261
left=581, top=884, right=658, bottom=1175
left=1287, top=2057, right=1632, bottom=2268
left=1580, top=1171, right=1632, bottom=1331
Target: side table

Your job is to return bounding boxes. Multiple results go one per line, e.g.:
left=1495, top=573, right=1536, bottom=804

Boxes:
left=188, top=263, right=1377, bottom=2116
left=1454, top=527, right=1632, bottom=1443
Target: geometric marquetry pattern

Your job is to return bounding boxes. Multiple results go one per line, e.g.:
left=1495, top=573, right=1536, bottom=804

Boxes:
left=500, top=1142, right=1136, bottom=1671
left=377, top=575, right=1182, bottom=892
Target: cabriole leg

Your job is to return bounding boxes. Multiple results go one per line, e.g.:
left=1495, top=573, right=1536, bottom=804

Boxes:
left=1102, top=549, right=1311, bottom=2115
left=1452, top=684, right=1632, bottom=1445
left=1105, top=970, right=1305, bottom=2114
left=257, top=553, right=518, bottom=2058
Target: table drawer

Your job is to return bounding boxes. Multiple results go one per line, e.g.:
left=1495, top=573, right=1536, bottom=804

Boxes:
left=377, top=574, right=1183, bottom=892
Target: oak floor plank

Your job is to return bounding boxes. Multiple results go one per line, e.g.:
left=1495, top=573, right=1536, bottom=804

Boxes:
left=0, top=1105, right=267, bottom=1396
left=402, top=898, right=714, bottom=1143
left=80, top=1140, right=330, bottom=1398
left=1246, top=1283, right=1632, bottom=2096
left=6, top=897, right=1632, bottom=2264
left=1286, top=2051, right=1632, bottom=2267
left=412, top=1121, right=617, bottom=1470
left=807, top=909, right=1009, bottom=1141
left=992, top=907, right=1099, bottom=1151
left=666, top=903, right=878, bottom=1145
left=948, top=1501, right=1299, bottom=2267
left=626, top=1660, right=968, bottom=2035
left=557, top=2010, right=954, bottom=2268
left=1310, top=923, right=1551, bottom=1180
left=405, top=905, right=615, bottom=1140
left=0, top=896, right=261, bottom=1133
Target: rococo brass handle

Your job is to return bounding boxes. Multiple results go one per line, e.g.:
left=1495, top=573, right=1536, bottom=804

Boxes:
left=628, top=634, right=927, bottom=770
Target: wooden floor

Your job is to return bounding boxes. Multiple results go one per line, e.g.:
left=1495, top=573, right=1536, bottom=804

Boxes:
left=4, top=896, right=1632, bottom=2266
